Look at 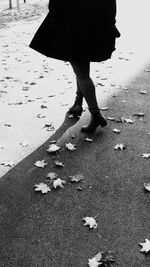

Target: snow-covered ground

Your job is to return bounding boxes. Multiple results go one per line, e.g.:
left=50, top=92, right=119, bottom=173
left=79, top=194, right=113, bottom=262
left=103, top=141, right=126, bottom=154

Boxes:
left=0, top=0, right=150, bottom=177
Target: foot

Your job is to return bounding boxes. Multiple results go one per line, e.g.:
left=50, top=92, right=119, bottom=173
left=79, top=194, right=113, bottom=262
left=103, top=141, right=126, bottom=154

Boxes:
left=68, top=103, right=83, bottom=117
left=81, top=112, right=107, bottom=133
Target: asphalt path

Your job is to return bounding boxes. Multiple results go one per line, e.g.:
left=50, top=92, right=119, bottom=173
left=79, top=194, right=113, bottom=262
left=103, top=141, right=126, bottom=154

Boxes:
left=1, top=63, right=150, bottom=266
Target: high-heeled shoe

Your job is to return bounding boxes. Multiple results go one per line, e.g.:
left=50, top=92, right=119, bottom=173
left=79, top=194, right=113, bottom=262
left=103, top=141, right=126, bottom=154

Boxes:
left=81, top=111, right=107, bottom=133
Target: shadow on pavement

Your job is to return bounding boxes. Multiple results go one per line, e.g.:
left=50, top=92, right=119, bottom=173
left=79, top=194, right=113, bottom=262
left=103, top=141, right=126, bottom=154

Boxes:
left=1, top=65, right=150, bottom=266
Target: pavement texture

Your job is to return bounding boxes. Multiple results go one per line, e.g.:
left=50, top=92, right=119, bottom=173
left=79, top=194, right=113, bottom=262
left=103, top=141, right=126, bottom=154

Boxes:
left=1, top=63, right=150, bottom=267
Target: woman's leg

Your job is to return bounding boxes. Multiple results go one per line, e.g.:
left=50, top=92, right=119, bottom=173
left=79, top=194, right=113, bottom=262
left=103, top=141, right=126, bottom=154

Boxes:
left=70, top=61, right=99, bottom=113
left=70, top=61, right=107, bottom=132
left=68, top=78, right=83, bottom=117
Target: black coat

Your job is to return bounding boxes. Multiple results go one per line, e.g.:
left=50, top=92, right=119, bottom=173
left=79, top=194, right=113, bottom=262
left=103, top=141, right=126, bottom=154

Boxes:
left=29, top=0, right=120, bottom=62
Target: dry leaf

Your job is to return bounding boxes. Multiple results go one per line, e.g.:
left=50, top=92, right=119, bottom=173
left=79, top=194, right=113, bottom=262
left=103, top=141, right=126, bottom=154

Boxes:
left=85, top=138, right=93, bottom=142
left=82, top=217, right=98, bottom=229
left=100, top=251, right=115, bottom=264
left=53, top=178, right=66, bottom=189
left=100, top=107, right=109, bottom=111
left=34, top=183, right=51, bottom=194
left=113, top=128, right=121, bottom=134
left=144, top=183, right=150, bottom=191
left=122, top=117, right=134, bottom=124
left=114, top=144, right=125, bottom=150
left=139, top=90, right=147, bottom=94
left=37, top=114, right=46, bottom=119
left=0, top=161, right=14, bottom=167
left=41, top=104, right=47, bottom=109
left=65, top=143, right=76, bottom=151
left=88, top=258, right=102, bottom=267
left=34, top=160, right=47, bottom=168
left=142, top=153, right=150, bottom=159
left=144, top=69, right=150, bottom=72
left=46, top=172, right=58, bottom=180
left=88, top=251, right=115, bottom=267
left=47, top=144, right=60, bottom=153
left=70, top=174, right=84, bottom=182
left=133, top=112, right=145, bottom=117
left=55, top=160, right=64, bottom=167
left=107, top=117, right=115, bottom=121
left=139, top=239, right=150, bottom=253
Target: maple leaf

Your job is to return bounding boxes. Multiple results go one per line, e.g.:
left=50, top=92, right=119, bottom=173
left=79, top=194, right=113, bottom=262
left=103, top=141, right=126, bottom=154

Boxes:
left=100, top=107, right=109, bottom=111
left=139, top=90, right=147, bottom=94
left=142, top=153, right=150, bottom=159
left=82, top=216, right=98, bottom=229
left=65, top=143, right=76, bottom=151
left=113, top=128, right=121, bottom=134
left=139, top=239, right=150, bottom=253
left=34, top=183, right=51, bottom=194
left=144, top=183, right=150, bottom=191
left=144, top=69, right=150, bottom=72
left=107, top=117, right=115, bottom=121
left=34, top=160, right=47, bottom=168
left=114, top=144, right=125, bottom=150
left=1, top=161, right=14, bottom=167
left=46, top=172, right=58, bottom=180
left=53, top=178, right=66, bottom=189
left=85, top=138, right=93, bottom=142
left=55, top=160, right=64, bottom=167
left=69, top=174, right=84, bottom=183
left=88, top=258, right=102, bottom=267
left=133, top=112, right=145, bottom=117
left=47, top=144, right=60, bottom=153
left=122, top=117, right=134, bottom=124
left=37, top=114, right=46, bottom=119
left=100, top=251, right=115, bottom=264
left=41, top=104, right=47, bottom=109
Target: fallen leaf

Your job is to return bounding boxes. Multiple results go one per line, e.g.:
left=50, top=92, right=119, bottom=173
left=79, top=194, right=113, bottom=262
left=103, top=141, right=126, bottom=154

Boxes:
left=20, top=141, right=29, bottom=147
left=114, top=144, right=125, bottom=150
left=100, top=107, right=109, bottom=111
left=85, top=138, right=93, bottom=142
left=133, top=112, right=145, bottom=117
left=113, top=128, right=121, bottom=134
left=34, top=183, right=51, bottom=194
left=65, top=143, right=76, bottom=151
left=55, top=160, right=64, bottom=167
left=41, top=104, right=47, bottom=109
left=46, top=172, right=58, bottom=180
left=53, top=178, right=66, bottom=189
left=70, top=174, right=84, bottom=182
left=122, top=117, right=134, bottom=124
left=139, top=90, right=147, bottom=95
left=43, top=123, right=55, bottom=131
left=100, top=251, right=115, bottom=264
left=88, top=251, right=115, bottom=267
left=0, top=161, right=14, bottom=167
left=47, top=144, right=60, bottom=153
left=68, top=114, right=74, bottom=119
left=88, top=257, right=102, bottom=267
left=139, top=239, right=150, bottom=253
left=115, top=117, right=123, bottom=123
left=4, top=123, right=12, bottom=127
left=144, top=183, right=150, bottom=191
left=82, top=216, right=98, bottom=229
left=34, top=160, right=47, bottom=168
left=142, top=153, right=150, bottom=159
left=37, top=114, right=46, bottom=119
left=107, top=117, right=115, bottom=121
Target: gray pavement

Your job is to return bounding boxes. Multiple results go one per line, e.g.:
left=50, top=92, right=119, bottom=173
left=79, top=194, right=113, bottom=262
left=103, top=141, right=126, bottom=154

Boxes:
left=1, top=63, right=150, bottom=266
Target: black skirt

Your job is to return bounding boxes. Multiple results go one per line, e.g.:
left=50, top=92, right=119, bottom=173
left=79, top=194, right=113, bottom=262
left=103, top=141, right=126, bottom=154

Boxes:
left=29, top=0, right=120, bottom=62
